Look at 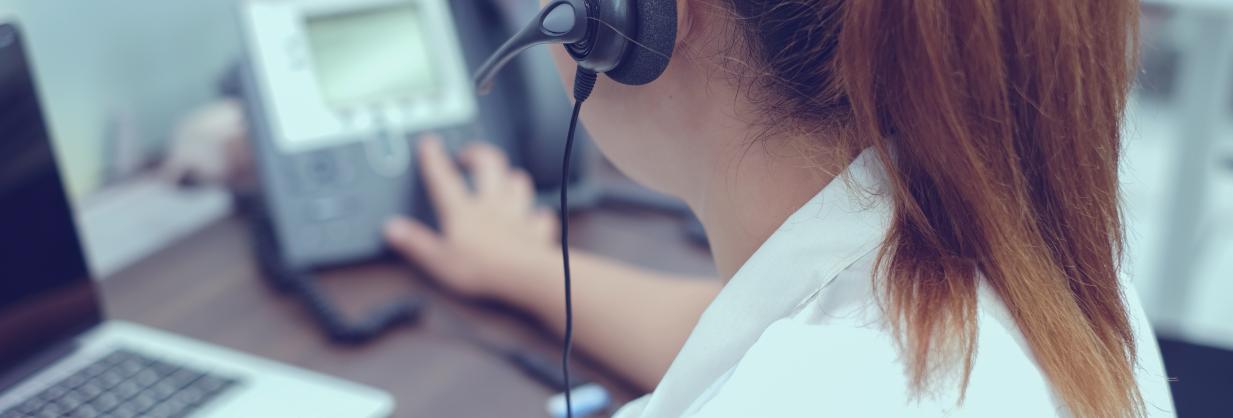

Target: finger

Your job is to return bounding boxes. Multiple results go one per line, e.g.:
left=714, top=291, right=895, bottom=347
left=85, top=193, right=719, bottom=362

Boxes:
left=507, top=169, right=535, bottom=207
left=532, top=208, right=559, bottom=241
left=418, top=136, right=468, bottom=214
left=384, top=217, right=449, bottom=276
left=459, top=142, right=509, bottom=197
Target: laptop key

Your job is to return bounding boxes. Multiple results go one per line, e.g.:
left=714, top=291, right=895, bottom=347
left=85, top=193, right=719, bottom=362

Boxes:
left=63, top=388, right=92, bottom=408
left=134, top=370, right=160, bottom=388
left=91, top=391, right=121, bottom=412
left=70, top=404, right=101, bottom=418
left=151, top=364, right=179, bottom=378
left=63, top=370, right=90, bottom=389
left=159, top=398, right=193, bottom=418
left=169, top=386, right=207, bottom=408
left=111, top=399, right=142, bottom=417
left=131, top=393, right=159, bottom=413
left=147, top=380, right=179, bottom=401
left=79, top=381, right=105, bottom=399
left=144, top=401, right=183, bottom=418
left=119, top=380, right=146, bottom=399
left=164, top=370, right=203, bottom=391
left=81, top=360, right=112, bottom=377
left=115, top=359, right=144, bottom=378
left=15, top=397, right=44, bottom=413
left=99, top=369, right=126, bottom=388
left=58, top=397, right=83, bottom=412
left=195, top=375, right=231, bottom=394
left=37, top=383, right=67, bottom=402
left=38, top=400, right=64, bottom=415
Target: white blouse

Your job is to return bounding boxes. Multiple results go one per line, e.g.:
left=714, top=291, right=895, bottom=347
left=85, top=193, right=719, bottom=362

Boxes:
left=615, top=150, right=1176, bottom=417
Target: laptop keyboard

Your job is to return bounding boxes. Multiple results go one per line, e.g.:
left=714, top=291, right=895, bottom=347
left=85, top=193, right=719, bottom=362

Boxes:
left=1, top=349, right=240, bottom=418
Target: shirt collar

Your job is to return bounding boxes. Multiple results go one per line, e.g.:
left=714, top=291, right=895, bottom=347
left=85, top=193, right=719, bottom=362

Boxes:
left=636, top=148, right=894, bottom=417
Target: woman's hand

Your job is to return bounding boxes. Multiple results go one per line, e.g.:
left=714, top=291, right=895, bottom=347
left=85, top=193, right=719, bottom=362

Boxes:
left=384, top=136, right=558, bottom=298
left=387, top=138, right=721, bottom=392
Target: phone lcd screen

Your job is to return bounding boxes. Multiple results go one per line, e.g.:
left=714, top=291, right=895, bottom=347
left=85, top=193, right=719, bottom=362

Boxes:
left=306, top=3, right=437, bottom=109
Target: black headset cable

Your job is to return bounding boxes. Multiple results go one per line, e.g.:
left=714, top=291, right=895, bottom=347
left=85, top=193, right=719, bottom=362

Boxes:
left=560, top=66, right=597, bottom=418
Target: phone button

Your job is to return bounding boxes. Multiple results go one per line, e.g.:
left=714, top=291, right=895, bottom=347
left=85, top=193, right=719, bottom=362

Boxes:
left=364, top=131, right=411, bottom=178
left=298, top=224, right=325, bottom=252
left=323, top=221, right=356, bottom=249
left=304, top=196, right=355, bottom=222
left=341, top=108, right=375, bottom=132
left=296, top=150, right=355, bottom=192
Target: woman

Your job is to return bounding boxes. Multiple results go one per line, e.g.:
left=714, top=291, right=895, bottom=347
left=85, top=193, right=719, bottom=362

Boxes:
left=384, top=0, right=1175, bottom=416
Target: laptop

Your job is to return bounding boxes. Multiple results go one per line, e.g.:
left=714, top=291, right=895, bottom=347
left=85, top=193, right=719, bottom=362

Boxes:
left=0, top=21, right=394, bottom=418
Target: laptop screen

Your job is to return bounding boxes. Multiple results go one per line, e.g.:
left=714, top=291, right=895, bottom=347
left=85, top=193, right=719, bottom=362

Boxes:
left=0, top=22, right=103, bottom=375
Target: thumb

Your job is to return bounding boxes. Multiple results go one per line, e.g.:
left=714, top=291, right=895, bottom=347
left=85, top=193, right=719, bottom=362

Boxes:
left=384, top=217, right=447, bottom=274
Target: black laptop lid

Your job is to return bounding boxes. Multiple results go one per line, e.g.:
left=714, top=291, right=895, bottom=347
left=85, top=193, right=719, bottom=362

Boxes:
left=0, top=22, right=103, bottom=375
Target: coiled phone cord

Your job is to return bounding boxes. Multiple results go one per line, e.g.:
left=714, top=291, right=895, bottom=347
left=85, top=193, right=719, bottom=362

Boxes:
left=560, top=67, right=597, bottom=418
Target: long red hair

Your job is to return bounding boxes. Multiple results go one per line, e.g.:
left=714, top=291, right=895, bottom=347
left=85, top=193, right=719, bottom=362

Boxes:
left=726, top=1, right=1143, bottom=416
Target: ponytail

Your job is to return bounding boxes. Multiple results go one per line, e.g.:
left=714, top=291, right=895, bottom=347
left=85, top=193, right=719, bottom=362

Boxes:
left=729, top=1, right=1143, bottom=416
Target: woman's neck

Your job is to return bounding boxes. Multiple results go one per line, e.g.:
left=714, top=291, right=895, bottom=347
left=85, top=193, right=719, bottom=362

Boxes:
left=657, top=52, right=857, bottom=280
left=682, top=135, right=855, bottom=280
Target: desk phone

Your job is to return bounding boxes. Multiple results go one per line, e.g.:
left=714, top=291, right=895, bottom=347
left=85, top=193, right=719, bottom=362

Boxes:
left=239, top=0, right=478, bottom=269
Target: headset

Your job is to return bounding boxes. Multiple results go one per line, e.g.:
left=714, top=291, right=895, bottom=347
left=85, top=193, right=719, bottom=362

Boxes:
left=475, top=0, right=678, bottom=93
left=474, top=0, right=678, bottom=415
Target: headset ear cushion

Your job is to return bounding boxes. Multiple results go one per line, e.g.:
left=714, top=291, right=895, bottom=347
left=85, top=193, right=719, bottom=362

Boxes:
left=606, top=0, right=677, bottom=86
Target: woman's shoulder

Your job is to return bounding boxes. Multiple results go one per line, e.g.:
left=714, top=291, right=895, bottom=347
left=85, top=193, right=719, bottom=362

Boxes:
left=681, top=305, right=1062, bottom=417
left=677, top=254, right=1063, bottom=417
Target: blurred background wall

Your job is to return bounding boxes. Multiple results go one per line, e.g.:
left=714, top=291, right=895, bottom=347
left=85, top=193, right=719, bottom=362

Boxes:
left=0, top=0, right=241, bottom=199
left=1127, top=3, right=1233, bottom=350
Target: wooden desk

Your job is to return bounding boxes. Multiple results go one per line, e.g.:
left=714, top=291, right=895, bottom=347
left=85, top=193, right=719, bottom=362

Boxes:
left=99, top=206, right=715, bottom=418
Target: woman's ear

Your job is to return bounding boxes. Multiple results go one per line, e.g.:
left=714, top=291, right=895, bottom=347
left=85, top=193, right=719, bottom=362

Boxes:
left=676, top=0, right=695, bottom=45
